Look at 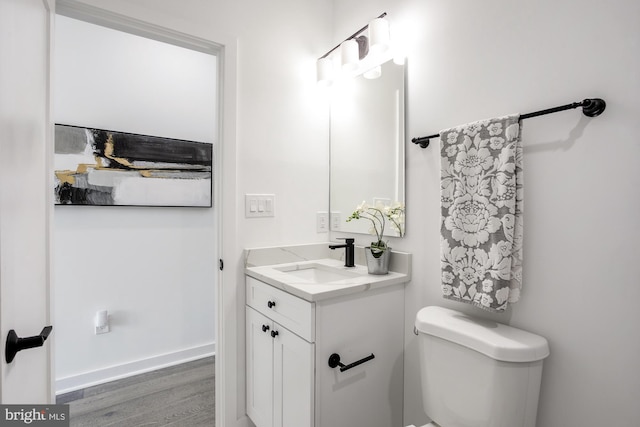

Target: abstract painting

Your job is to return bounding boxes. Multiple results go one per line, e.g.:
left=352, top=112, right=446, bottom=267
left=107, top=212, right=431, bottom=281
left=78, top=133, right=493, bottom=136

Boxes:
left=54, top=124, right=213, bottom=207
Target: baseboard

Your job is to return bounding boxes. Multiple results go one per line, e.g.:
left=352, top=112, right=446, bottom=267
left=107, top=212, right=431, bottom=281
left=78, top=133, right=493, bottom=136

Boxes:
left=55, top=342, right=215, bottom=395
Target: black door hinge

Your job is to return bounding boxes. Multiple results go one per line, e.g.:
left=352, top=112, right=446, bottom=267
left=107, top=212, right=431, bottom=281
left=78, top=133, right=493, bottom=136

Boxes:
left=219, top=259, right=224, bottom=271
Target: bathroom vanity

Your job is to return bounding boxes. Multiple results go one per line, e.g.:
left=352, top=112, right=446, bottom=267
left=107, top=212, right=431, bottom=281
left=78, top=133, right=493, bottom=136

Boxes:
left=244, top=245, right=411, bottom=427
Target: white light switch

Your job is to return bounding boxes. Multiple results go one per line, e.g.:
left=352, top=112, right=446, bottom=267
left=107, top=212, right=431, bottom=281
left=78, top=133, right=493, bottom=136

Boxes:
left=245, top=194, right=275, bottom=218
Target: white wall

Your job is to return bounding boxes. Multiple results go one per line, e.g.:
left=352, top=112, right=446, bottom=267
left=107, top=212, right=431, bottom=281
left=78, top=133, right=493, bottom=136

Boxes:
left=332, top=0, right=640, bottom=426
left=54, top=15, right=217, bottom=391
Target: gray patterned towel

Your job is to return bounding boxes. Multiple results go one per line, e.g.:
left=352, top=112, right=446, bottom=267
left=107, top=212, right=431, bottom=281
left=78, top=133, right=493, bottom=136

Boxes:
left=440, top=115, right=523, bottom=312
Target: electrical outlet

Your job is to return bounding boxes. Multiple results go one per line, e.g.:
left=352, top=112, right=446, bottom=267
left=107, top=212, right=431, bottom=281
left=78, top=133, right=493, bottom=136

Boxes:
left=95, top=310, right=110, bottom=335
left=317, top=212, right=329, bottom=233
left=95, top=324, right=110, bottom=335
left=331, top=212, right=341, bottom=230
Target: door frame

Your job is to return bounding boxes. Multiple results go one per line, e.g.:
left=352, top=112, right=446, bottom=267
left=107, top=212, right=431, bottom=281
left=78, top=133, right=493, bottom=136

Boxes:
left=52, top=1, right=239, bottom=425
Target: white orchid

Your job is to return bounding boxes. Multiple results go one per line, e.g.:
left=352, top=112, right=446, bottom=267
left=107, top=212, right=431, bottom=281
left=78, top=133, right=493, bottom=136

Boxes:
left=347, top=200, right=405, bottom=252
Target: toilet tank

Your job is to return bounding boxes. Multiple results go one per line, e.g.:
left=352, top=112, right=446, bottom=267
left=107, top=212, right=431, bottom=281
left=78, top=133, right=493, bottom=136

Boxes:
left=415, top=306, right=549, bottom=427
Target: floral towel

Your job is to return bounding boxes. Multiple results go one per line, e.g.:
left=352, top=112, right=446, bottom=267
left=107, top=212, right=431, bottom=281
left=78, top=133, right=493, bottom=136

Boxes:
left=440, top=115, right=523, bottom=312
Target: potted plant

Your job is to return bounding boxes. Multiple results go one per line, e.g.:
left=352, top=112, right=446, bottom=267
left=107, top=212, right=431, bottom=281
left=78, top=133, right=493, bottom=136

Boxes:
left=347, top=200, right=405, bottom=274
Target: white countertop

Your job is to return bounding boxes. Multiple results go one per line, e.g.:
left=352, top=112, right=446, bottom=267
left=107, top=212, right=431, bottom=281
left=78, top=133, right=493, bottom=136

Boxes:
left=245, top=258, right=410, bottom=302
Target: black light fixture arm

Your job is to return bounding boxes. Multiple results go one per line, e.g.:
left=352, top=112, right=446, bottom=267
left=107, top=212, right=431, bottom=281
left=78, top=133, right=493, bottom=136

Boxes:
left=318, top=12, right=387, bottom=60
left=411, top=97, right=606, bottom=148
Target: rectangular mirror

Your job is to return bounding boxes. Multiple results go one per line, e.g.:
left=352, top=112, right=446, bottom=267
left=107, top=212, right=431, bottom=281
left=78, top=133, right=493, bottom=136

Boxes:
left=329, top=60, right=406, bottom=236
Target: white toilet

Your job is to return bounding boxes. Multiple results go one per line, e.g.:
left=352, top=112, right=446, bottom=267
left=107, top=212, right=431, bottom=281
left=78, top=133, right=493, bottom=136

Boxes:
left=411, top=306, right=549, bottom=427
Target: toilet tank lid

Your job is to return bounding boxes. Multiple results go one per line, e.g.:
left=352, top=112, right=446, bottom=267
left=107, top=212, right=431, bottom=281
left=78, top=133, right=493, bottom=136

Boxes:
left=415, top=306, right=550, bottom=362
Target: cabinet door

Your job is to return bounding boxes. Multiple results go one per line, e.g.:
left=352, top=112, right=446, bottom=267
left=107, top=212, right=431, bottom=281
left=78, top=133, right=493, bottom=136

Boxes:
left=247, top=307, right=274, bottom=427
left=314, top=285, right=405, bottom=427
left=273, top=325, right=315, bottom=427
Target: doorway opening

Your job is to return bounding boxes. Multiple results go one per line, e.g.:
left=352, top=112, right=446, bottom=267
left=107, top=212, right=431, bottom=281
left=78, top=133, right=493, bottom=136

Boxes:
left=52, top=6, right=220, bottom=425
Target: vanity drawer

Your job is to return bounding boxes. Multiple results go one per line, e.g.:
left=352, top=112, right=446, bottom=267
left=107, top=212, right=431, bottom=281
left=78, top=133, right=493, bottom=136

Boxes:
left=246, top=276, right=315, bottom=342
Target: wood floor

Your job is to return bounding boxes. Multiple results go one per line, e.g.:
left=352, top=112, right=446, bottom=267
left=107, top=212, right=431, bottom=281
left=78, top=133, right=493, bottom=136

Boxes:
left=57, top=356, right=215, bottom=427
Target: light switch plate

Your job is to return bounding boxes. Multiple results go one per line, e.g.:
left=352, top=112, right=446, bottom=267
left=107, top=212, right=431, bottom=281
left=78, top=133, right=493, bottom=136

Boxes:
left=245, top=194, right=275, bottom=218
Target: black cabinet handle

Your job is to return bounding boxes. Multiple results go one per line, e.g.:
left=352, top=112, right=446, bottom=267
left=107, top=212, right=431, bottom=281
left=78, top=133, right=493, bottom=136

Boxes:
left=267, top=301, right=276, bottom=309
left=5, top=326, right=53, bottom=363
left=328, top=352, right=375, bottom=372
left=262, top=324, right=270, bottom=333
left=271, top=330, right=279, bottom=338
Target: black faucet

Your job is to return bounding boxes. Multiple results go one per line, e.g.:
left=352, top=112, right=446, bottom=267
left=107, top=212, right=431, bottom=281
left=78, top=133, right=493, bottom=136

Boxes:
left=329, top=238, right=355, bottom=268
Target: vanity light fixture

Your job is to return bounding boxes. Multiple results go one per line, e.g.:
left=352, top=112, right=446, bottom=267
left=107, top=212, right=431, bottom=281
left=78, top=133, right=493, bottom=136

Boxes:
left=393, top=53, right=406, bottom=66
left=340, top=38, right=359, bottom=72
left=368, top=17, right=390, bottom=54
left=316, top=12, right=392, bottom=85
left=316, top=57, right=333, bottom=86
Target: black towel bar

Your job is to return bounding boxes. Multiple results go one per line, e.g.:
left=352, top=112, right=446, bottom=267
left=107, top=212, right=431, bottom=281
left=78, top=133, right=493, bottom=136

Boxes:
left=411, top=97, right=606, bottom=148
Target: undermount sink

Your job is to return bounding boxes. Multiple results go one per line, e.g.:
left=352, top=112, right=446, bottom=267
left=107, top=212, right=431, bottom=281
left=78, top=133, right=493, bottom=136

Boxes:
left=274, top=263, right=358, bottom=284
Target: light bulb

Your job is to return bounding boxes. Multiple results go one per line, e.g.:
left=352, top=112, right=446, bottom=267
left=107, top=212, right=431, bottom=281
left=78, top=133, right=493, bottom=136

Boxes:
left=341, top=39, right=359, bottom=72
left=316, top=57, right=333, bottom=86
left=369, top=17, right=390, bottom=54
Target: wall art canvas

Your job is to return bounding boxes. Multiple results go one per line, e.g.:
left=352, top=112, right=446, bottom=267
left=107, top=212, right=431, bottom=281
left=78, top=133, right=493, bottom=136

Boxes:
left=54, top=124, right=213, bottom=207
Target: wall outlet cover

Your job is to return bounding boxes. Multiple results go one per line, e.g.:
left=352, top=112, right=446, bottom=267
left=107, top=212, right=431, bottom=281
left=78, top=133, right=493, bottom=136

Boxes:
left=331, top=212, right=341, bottom=230
left=317, top=212, right=329, bottom=233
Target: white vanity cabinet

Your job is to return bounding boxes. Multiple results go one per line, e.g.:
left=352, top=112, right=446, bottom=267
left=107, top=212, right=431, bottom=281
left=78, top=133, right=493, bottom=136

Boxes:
left=246, top=275, right=404, bottom=427
left=246, top=277, right=315, bottom=427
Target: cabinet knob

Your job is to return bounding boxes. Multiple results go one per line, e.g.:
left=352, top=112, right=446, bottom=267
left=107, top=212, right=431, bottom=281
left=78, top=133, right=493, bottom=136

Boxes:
left=261, top=324, right=270, bottom=333
left=271, top=330, right=279, bottom=338
left=267, top=301, right=276, bottom=309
